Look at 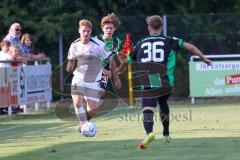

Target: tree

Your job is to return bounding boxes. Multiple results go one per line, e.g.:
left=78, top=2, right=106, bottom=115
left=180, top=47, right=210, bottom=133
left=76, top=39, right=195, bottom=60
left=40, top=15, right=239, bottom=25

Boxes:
left=1, top=0, right=240, bottom=98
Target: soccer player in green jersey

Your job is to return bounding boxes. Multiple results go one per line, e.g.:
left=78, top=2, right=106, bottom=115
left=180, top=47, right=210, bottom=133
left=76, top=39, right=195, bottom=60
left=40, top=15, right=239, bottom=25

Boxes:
left=116, top=15, right=211, bottom=149
left=96, top=13, right=122, bottom=96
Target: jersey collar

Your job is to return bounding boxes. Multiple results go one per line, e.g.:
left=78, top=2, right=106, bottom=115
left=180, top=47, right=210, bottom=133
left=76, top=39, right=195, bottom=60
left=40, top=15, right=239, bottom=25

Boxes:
left=101, top=34, right=113, bottom=42
left=149, top=34, right=161, bottom=36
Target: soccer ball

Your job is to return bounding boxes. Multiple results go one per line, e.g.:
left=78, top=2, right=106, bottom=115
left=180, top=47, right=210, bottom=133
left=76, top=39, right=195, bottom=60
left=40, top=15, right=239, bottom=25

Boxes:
left=81, top=122, right=97, bottom=137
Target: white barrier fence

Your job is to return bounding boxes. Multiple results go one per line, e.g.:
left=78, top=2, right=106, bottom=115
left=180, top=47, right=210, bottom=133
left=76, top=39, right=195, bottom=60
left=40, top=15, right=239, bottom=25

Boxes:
left=0, top=59, right=52, bottom=115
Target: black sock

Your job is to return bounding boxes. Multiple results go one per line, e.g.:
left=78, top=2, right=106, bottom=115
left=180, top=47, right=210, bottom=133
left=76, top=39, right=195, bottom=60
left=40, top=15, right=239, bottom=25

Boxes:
left=160, top=111, right=169, bottom=136
left=143, top=110, right=154, bottom=135
left=159, top=106, right=169, bottom=136
left=159, top=95, right=170, bottom=136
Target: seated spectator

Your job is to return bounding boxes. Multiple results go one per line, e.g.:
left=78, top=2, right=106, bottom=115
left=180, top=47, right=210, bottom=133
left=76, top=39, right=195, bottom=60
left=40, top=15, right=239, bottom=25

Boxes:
left=0, top=40, right=12, bottom=68
left=21, top=33, right=46, bottom=60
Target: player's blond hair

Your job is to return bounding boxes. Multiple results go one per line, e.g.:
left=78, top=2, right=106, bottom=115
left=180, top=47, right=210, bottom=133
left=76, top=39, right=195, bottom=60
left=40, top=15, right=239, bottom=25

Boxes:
left=146, top=15, right=163, bottom=30
left=101, top=13, right=121, bottom=29
left=79, top=19, right=93, bottom=29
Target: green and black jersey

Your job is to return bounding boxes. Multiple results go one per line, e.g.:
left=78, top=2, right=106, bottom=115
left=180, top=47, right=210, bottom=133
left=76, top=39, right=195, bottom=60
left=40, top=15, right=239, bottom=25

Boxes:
left=96, top=34, right=122, bottom=68
left=129, top=34, right=184, bottom=87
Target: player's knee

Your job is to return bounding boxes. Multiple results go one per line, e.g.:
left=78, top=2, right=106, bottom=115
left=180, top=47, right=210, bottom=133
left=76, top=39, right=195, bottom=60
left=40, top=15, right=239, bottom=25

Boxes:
left=73, top=101, right=82, bottom=108
left=158, top=99, right=168, bottom=106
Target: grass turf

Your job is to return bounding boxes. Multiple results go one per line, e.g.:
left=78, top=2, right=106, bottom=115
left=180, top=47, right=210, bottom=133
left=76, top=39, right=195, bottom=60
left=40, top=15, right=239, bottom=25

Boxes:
left=0, top=103, right=240, bottom=160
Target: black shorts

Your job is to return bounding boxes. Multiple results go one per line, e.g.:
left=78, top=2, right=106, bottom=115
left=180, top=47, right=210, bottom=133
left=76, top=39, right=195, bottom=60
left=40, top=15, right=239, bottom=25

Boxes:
left=99, top=73, right=116, bottom=95
left=142, top=93, right=170, bottom=108
left=99, top=74, right=109, bottom=90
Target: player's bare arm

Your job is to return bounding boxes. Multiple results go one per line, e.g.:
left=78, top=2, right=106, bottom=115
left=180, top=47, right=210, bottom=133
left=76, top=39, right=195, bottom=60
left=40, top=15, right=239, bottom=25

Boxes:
left=183, top=42, right=212, bottom=66
left=102, top=67, right=112, bottom=78
left=110, top=57, right=122, bottom=89
left=115, top=58, right=128, bottom=75
left=117, top=51, right=127, bottom=63
left=66, top=59, right=76, bottom=72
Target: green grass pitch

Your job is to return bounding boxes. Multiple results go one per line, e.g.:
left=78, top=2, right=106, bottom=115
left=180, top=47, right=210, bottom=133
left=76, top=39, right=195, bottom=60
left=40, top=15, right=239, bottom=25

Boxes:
left=0, top=103, right=240, bottom=160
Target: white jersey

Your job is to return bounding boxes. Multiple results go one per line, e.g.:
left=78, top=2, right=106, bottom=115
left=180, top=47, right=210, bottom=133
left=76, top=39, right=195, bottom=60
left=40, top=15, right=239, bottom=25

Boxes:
left=68, top=37, right=111, bottom=82
left=0, top=51, right=13, bottom=68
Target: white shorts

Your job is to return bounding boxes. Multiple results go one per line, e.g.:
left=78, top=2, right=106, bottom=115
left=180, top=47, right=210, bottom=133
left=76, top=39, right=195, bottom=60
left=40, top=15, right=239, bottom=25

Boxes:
left=71, top=76, right=102, bottom=102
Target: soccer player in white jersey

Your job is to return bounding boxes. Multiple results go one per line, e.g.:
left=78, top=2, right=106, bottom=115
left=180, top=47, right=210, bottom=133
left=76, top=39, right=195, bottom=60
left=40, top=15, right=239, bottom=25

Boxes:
left=66, top=19, right=111, bottom=131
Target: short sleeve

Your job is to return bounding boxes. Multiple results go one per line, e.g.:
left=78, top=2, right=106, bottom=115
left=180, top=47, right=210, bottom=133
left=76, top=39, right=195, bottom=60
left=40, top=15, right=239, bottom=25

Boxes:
left=101, top=45, right=111, bottom=60
left=116, top=38, right=122, bottom=53
left=169, top=37, right=184, bottom=50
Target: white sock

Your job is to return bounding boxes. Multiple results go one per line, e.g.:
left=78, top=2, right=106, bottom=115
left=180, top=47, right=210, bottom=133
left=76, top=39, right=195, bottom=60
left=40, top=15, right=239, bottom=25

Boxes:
left=75, top=106, right=88, bottom=123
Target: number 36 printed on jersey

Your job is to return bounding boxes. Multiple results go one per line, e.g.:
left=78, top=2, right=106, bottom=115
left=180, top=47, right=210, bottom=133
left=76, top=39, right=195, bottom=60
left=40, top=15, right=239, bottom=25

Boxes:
left=141, top=41, right=164, bottom=62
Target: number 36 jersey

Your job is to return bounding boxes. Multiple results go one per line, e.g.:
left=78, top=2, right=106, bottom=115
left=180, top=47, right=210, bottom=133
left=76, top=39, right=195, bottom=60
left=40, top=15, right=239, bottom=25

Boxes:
left=130, top=34, right=184, bottom=87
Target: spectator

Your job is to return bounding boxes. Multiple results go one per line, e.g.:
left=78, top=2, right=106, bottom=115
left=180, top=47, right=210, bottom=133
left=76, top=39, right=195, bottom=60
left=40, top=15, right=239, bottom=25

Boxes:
left=0, top=43, right=23, bottom=114
left=21, top=33, right=46, bottom=113
left=21, top=33, right=46, bottom=60
left=8, top=45, right=27, bottom=66
left=0, top=40, right=12, bottom=68
left=3, top=23, right=23, bottom=53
